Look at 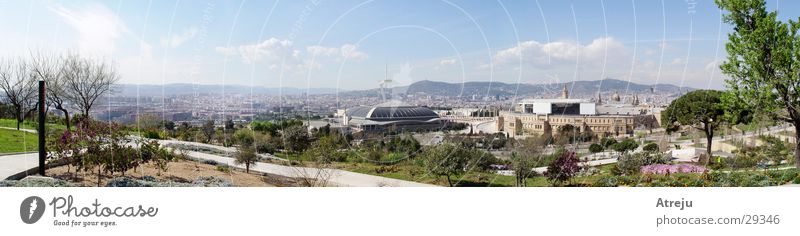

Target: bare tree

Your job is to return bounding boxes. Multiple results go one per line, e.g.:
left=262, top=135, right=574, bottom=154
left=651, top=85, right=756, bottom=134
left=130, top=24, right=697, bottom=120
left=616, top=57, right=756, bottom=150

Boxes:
left=62, top=53, right=119, bottom=119
left=0, top=58, right=37, bottom=130
left=29, top=52, right=71, bottom=130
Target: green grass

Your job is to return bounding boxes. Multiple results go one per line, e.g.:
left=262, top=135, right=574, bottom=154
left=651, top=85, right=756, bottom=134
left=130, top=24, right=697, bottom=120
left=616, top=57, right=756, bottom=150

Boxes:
left=0, top=128, right=38, bottom=153
left=0, top=119, right=68, bottom=133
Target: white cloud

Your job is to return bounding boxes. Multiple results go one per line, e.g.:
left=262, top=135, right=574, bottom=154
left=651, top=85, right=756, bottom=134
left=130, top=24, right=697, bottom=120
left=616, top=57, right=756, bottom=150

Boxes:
left=307, top=45, right=339, bottom=57
left=439, top=58, right=457, bottom=66
left=306, top=44, right=368, bottom=60
left=340, top=44, right=368, bottom=60
left=492, top=37, right=627, bottom=67
left=48, top=2, right=129, bottom=55
left=214, top=37, right=309, bottom=72
left=161, top=27, right=198, bottom=48
left=216, top=39, right=368, bottom=72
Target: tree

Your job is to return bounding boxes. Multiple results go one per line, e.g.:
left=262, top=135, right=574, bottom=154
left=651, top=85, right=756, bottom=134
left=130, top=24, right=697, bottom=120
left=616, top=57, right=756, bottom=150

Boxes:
left=0, top=58, right=37, bottom=130
left=661, top=90, right=724, bottom=163
left=30, top=52, right=72, bottom=130
left=610, top=138, right=639, bottom=154
left=589, top=143, right=604, bottom=153
left=234, top=146, right=258, bottom=173
left=511, top=151, right=537, bottom=187
left=282, top=125, right=309, bottom=153
left=202, top=120, right=215, bottom=143
left=716, top=0, right=800, bottom=167
left=233, top=129, right=255, bottom=147
left=600, top=137, right=617, bottom=149
left=224, top=119, right=235, bottom=131
left=546, top=151, right=580, bottom=186
left=304, top=135, right=346, bottom=163
left=420, top=143, right=469, bottom=187
left=61, top=53, right=119, bottom=118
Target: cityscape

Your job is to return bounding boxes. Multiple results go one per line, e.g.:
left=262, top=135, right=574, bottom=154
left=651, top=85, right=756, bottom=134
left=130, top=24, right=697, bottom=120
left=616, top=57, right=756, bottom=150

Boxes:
left=0, top=0, right=799, bottom=189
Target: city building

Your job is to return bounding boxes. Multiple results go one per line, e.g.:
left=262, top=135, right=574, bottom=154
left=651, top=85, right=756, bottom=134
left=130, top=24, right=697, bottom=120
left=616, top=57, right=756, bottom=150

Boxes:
left=341, top=101, right=444, bottom=132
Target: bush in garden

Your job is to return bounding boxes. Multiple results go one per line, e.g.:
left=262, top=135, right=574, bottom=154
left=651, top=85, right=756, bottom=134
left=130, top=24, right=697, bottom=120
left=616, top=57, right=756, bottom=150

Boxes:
left=642, top=142, right=659, bottom=152
left=612, top=151, right=670, bottom=176
left=546, top=151, right=581, bottom=186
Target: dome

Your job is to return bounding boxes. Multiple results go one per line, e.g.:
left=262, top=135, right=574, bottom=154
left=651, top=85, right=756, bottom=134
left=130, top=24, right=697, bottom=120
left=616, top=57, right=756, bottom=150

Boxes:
left=345, top=104, right=439, bottom=121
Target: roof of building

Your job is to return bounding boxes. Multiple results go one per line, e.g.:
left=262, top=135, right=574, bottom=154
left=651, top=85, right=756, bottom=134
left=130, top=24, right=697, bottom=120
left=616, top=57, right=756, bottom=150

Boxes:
left=518, top=98, right=591, bottom=104
left=345, top=101, right=440, bottom=121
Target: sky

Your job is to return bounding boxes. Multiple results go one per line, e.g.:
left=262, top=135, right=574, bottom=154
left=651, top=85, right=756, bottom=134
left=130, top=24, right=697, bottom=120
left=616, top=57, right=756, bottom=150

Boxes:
left=0, top=0, right=798, bottom=90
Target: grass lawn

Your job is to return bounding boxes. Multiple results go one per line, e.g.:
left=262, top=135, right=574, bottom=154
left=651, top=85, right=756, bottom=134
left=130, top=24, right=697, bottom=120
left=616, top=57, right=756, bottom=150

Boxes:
left=0, top=119, right=68, bottom=134
left=0, top=128, right=38, bottom=153
left=331, top=161, right=602, bottom=187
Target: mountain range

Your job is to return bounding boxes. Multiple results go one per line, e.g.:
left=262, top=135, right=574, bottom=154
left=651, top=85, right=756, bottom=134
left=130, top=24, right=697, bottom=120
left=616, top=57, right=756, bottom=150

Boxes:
left=116, top=78, right=694, bottom=97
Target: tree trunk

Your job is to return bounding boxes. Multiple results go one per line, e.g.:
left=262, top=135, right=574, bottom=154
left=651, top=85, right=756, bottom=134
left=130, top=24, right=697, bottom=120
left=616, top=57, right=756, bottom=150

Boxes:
left=58, top=107, right=70, bottom=131
left=97, top=167, right=102, bottom=187
left=446, top=175, right=453, bottom=187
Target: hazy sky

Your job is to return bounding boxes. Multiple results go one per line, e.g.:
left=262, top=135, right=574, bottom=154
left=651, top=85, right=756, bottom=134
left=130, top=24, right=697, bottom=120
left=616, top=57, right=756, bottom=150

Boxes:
left=1, top=0, right=798, bottom=90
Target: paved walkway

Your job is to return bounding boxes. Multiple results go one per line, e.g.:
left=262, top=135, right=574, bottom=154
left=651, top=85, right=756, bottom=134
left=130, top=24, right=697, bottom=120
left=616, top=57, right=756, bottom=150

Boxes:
left=0, top=126, right=37, bottom=133
left=181, top=150, right=435, bottom=187
left=0, top=153, right=38, bottom=180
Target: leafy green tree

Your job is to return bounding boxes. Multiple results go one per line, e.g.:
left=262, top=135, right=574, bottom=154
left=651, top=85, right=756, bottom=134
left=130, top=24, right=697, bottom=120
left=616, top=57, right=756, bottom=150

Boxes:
left=233, top=129, right=255, bottom=147
left=642, top=142, right=659, bottom=152
left=282, top=125, right=309, bottom=153
left=716, top=0, right=800, bottom=167
left=511, top=151, right=537, bottom=187
left=589, top=143, right=604, bottom=153
left=600, top=137, right=617, bottom=149
left=234, top=146, right=258, bottom=173
left=610, top=138, right=639, bottom=154
left=661, top=90, right=724, bottom=162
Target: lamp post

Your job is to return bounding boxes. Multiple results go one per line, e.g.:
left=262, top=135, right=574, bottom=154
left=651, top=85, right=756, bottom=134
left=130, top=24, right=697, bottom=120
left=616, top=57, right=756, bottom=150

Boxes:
left=38, top=79, right=46, bottom=176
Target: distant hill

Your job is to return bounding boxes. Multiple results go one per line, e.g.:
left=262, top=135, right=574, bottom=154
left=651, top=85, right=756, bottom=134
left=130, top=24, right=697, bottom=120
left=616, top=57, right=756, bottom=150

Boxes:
left=342, top=78, right=695, bottom=98
left=115, top=78, right=694, bottom=97
left=115, top=83, right=342, bottom=96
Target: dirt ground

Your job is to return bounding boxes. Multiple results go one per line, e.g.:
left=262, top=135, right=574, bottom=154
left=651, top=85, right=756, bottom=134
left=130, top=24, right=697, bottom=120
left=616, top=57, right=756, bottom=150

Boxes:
left=47, top=159, right=290, bottom=187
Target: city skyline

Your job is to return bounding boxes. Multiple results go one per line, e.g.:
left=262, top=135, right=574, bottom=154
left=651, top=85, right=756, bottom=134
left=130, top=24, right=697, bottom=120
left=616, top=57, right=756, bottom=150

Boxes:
left=2, top=0, right=799, bottom=90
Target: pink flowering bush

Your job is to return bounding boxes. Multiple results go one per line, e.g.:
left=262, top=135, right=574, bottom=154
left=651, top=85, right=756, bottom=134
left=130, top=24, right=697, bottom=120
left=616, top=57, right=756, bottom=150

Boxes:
left=641, top=164, right=707, bottom=174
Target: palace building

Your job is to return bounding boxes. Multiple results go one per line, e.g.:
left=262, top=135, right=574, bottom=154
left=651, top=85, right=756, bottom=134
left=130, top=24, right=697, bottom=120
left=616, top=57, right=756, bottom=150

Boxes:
left=498, top=85, right=659, bottom=138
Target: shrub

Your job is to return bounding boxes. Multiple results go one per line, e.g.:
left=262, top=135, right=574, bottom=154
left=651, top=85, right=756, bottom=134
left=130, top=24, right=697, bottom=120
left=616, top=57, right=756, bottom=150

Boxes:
left=191, top=176, right=234, bottom=187
left=612, top=151, right=669, bottom=176
left=546, top=151, right=581, bottom=186
left=216, top=165, right=232, bottom=173
left=143, top=130, right=161, bottom=139
left=642, top=143, right=659, bottom=152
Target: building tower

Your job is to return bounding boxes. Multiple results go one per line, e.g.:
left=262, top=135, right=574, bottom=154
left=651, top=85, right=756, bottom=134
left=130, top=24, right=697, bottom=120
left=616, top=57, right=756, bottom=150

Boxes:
left=596, top=92, right=603, bottom=105
left=561, top=84, right=569, bottom=99
left=612, top=91, right=621, bottom=102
